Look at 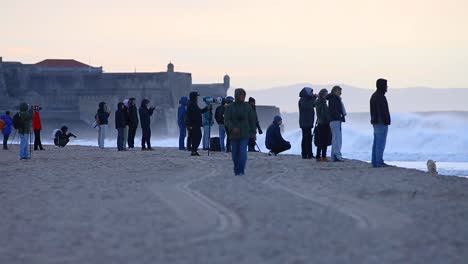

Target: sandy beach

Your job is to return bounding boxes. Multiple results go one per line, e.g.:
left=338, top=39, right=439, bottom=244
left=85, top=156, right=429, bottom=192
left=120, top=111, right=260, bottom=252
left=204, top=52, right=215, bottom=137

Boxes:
left=1, top=145, right=467, bottom=263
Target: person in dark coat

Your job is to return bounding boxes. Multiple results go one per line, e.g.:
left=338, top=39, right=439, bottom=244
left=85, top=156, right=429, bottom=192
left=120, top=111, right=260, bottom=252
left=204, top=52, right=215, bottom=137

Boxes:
left=115, top=102, right=126, bottom=151
left=139, top=99, right=156, bottom=151
left=96, top=102, right=111, bottom=149
left=247, top=97, right=263, bottom=152
left=32, top=105, right=44, bottom=151
left=178, top=96, right=188, bottom=150
left=185, top=92, right=210, bottom=156
left=127, top=98, right=139, bottom=150
left=326, top=86, right=346, bottom=162
left=314, top=89, right=332, bottom=161
left=1, top=111, right=13, bottom=150
left=54, top=126, right=76, bottom=147
left=122, top=99, right=130, bottom=150
left=265, top=115, right=291, bottom=156
left=370, top=78, right=391, bottom=168
left=215, top=98, right=226, bottom=152
left=298, top=87, right=317, bottom=159
left=17, top=102, right=33, bottom=160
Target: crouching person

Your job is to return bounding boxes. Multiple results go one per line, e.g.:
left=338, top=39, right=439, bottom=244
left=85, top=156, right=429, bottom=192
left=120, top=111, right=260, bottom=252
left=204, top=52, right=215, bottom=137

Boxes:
left=265, top=115, right=291, bottom=156
left=54, top=126, right=77, bottom=147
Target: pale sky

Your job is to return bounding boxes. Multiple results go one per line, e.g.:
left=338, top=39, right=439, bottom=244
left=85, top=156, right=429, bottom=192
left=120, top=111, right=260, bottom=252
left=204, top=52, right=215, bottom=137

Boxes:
left=1, top=0, right=467, bottom=90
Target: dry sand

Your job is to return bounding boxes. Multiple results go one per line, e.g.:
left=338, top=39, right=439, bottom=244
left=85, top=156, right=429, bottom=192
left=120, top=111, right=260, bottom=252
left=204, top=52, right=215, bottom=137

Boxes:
left=1, top=145, right=468, bottom=264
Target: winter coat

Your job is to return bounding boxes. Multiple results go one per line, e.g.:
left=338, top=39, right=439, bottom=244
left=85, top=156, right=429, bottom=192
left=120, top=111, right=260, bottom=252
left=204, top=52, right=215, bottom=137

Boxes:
left=224, top=102, right=256, bottom=140
left=18, top=103, right=33, bottom=134
left=202, top=106, right=214, bottom=127
left=215, top=105, right=225, bottom=125
left=314, top=97, right=330, bottom=125
left=0, top=114, right=13, bottom=135
left=177, top=97, right=188, bottom=127
left=96, top=103, right=110, bottom=125
left=326, top=93, right=346, bottom=122
left=370, top=89, right=391, bottom=125
left=32, top=111, right=42, bottom=130
left=128, top=104, right=139, bottom=128
left=115, top=103, right=126, bottom=129
left=139, top=105, right=155, bottom=129
left=298, top=88, right=317, bottom=128
left=185, top=100, right=208, bottom=128
left=265, top=122, right=287, bottom=149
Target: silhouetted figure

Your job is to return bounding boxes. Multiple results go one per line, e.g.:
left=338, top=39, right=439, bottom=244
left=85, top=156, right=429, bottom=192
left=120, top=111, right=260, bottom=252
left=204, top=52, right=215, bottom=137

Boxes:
left=326, top=86, right=346, bottom=162
left=127, top=98, right=139, bottom=150
left=139, top=99, right=155, bottom=151
left=115, top=102, right=126, bottom=151
left=370, top=78, right=391, bottom=168
left=298, top=87, right=317, bottom=159
left=248, top=97, right=263, bottom=152
left=54, top=126, right=76, bottom=147
left=1, top=111, right=12, bottom=150
left=314, top=89, right=332, bottom=161
left=185, top=92, right=210, bottom=156
left=266, top=115, right=291, bottom=156
left=96, top=102, right=111, bottom=149
left=178, top=96, right=188, bottom=150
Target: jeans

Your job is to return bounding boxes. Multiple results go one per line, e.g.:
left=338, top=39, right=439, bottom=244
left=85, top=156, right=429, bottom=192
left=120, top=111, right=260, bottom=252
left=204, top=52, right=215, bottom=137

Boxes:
left=301, top=127, right=313, bottom=158
left=330, top=121, right=342, bottom=160
left=189, top=127, right=202, bottom=152
left=19, top=133, right=29, bottom=159
left=98, top=125, right=107, bottom=148
left=128, top=126, right=137, bottom=148
left=123, top=126, right=129, bottom=150
left=33, top=129, right=43, bottom=150
left=117, top=127, right=125, bottom=150
left=2, top=133, right=9, bottom=149
left=218, top=125, right=226, bottom=152
left=203, top=125, right=211, bottom=149
left=372, top=124, right=388, bottom=167
left=231, top=138, right=249, bottom=175
left=141, top=126, right=152, bottom=149
left=179, top=124, right=186, bottom=150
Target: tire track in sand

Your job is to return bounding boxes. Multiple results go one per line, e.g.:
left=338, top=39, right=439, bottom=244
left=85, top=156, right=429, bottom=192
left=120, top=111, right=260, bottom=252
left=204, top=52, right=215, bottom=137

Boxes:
left=263, top=166, right=413, bottom=230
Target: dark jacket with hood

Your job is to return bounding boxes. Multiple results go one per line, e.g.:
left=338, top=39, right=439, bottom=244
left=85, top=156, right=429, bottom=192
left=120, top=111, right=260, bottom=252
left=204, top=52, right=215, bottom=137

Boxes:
left=298, top=88, right=317, bottom=128
left=315, top=97, right=330, bottom=125
left=185, top=92, right=208, bottom=128
left=18, top=103, right=33, bottom=134
left=177, top=96, right=188, bottom=127
left=326, top=93, right=345, bottom=122
left=139, top=99, right=155, bottom=129
left=1, top=114, right=13, bottom=135
left=128, top=100, right=139, bottom=128
left=215, top=103, right=226, bottom=125
left=96, top=102, right=110, bottom=125
left=115, top=102, right=127, bottom=129
left=224, top=90, right=256, bottom=140
left=370, top=81, right=391, bottom=125
left=265, top=117, right=287, bottom=149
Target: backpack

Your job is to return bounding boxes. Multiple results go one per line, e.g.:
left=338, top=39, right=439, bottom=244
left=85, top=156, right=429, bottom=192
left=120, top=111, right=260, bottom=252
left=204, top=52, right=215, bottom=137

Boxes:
left=0, top=118, right=5, bottom=130
left=210, top=137, right=221, bottom=151
left=12, top=113, right=24, bottom=130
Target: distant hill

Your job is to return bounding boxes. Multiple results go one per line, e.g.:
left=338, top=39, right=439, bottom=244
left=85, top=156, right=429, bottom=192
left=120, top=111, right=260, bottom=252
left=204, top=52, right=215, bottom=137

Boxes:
left=247, top=83, right=468, bottom=113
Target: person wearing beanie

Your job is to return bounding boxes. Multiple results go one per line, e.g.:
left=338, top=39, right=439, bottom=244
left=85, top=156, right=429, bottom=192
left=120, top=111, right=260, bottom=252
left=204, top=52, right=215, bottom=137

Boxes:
left=32, top=105, right=44, bottom=151
left=177, top=96, right=188, bottom=150
left=370, top=78, right=391, bottom=168
left=326, top=86, right=346, bottom=162
left=127, top=98, right=139, bottom=150
left=224, top=88, right=256, bottom=175
left=247, top=97, right=263, bottom=152
left=265, top=115, right=291, bottom=156
left=298, top=87, right=317, bottom=159
left=185, top=92, right=211, bottom=156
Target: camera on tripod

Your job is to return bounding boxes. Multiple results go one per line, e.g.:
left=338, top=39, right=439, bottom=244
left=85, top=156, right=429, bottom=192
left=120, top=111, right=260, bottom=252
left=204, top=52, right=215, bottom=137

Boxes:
left=32, top=105, right=42, bottom=111
left=202, top=96, right=223, bottom=104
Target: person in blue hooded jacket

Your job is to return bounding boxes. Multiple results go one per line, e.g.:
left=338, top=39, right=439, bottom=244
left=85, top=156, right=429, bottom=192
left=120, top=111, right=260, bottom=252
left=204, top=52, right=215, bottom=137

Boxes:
left=1, top=111, right=13, bottom=150
left=177, top=96, right=188, bottom=150
left=265, top=116, right=291, bottom=156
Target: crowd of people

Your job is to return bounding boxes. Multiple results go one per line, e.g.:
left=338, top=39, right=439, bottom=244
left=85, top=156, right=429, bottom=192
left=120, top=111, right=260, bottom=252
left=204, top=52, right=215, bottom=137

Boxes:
left=0, top=78, right=391, bottom=172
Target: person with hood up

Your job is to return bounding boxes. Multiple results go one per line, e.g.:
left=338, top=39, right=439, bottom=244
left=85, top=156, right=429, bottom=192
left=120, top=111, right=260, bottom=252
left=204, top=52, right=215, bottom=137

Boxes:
left=215, top=98, right=227, bottom=152
left=247, top=97, right=263, bottom=152
left=185, top=92, right=211, bottom=156
left=326, top=86, right=346, bottom=162
left=115, top=102, right=127, bottom=151
left=202, top=98, right=214, bottom=150
left=0, top=111, right=13, bottom=150
left=32, top=105, right=44, bottom=151
left=177, top=96, right=188, bottom=150
left=127, top=98, right=139, bottom=150
left=95, top=102, right=111, bottom=149
left=370, top=78, right=391, bottom=168
left=298, top=87, right=317, bottom=159
left=314, top=89, right=332, bottom=161
left=122, top=99, right=130, bottom=150
left=265, top=115, right=291, bottom=156
left=224, top=88, right=256, bottom=175
left=16, top=102, right=33, bottom=160
left=54, top=126, right=76, bottom=147
left=139, top=99, right=156, bottom=151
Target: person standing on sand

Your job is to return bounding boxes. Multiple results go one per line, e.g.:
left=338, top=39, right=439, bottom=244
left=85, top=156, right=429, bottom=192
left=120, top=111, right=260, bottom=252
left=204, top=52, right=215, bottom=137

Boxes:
left=32, top=106, right=44, bottom=151
left=247, top=97, right=263, bottom=152
left=314, top=89, right=332, bottom=162
left=178, top=96, right=188, bottom=150
left=16, top=102, right=33, bottom=160
left=224, top=96, right=234, bottom=152
left=326, top=86, right=346, bottom=162
left=298, top=87, right=317, bottom=159
left=96, top=102, right=111, bottom=149
left=122, top=99, right=130, bottom=150
left=265, top=115, right=291, bottom=156
left=1, top=111, right=13, bottom=150
left=127, top=98, right=138, bottom=150
left=202, top=99, right=214, bottom=150
left=215, top=98, right=227, bottom=152
left=115, top=102, right=126, bottom=151
left=185, top=92, right=211, bottom=156
left=370, top=78, right=391, bottom=168
left=224, top=88, right=256, bottom=176
left=139, top=99, right=156, bottom=151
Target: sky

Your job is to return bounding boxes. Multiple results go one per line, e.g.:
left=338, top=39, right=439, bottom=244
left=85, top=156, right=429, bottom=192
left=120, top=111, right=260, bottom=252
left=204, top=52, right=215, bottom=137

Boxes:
left=1, top=0, right=467, bottom=90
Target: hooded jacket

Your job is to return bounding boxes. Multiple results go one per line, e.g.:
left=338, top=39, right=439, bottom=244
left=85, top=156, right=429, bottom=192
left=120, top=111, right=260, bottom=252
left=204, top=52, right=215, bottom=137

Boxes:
left=139, top=99, right=155, bottom=129
left=115, top=102, right=127, bottom=129
left=32, top=111, right=42, bottom=130
left=265, top=116, right=287, bottom=149
left=326, top=93, right=346, bottom=122
left=202, top=102, right=214, bottom=127
left=224, top=90, right=256, bottom=140
left=215, top=103, right=225, bottom=125
left=186, top=92, right=208, bottom=128
left=298, top=88, right=317, bottom=128
left=314, top=97, right=330, bottom=125
left=18, top=103, right=33, bottom=134
left=0, top=114, right=13, bottom=135
left=128, top=100, right=139, bottom=128
left=96, top=102, right=110, bottom=125
left=177, top=96, right=188, bottom=127
left=370, top=80, right=391, bottom=125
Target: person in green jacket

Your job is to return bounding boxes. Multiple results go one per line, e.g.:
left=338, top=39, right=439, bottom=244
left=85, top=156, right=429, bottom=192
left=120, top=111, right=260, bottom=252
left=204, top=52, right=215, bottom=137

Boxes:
left=17, top=102, right=33, bottom=160
left=314, top=89, right=332, bottom=161
left=224, top=88, right=256, bottom=176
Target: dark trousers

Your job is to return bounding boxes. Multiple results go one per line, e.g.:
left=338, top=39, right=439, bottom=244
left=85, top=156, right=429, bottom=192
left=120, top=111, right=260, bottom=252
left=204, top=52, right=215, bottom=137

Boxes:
left=179, top=125, right=186, bottom=150
left=248, top=138, right=257, bottom=151
left=271, top=142, right=291, bottom=155
left=55, top=137, right=70, bottom=147
left=188, top=127, right=202, bottom=152
left=141, top=127, right=151, bottom=149
left=128, top=126, right=137, bottom=148
left=316, top=146, right=328, bottom=158
left=117, top=127, right=125, bottom=150
left=187, top=128, right=192, bottom=151
left=301, top=127, right=313, bottom=158
left=34, top=130, right=43, bottom=150
left=2, top=134, right=9, bottom=149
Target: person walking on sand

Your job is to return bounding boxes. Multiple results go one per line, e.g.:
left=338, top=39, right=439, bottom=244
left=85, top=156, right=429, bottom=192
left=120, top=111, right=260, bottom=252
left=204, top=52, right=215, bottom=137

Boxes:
left=314, top=89, right=332, bottom=162
left=185, top=92, right=211, bottom=156
left=247, top=97, right=263, bottom=152
left=224, top=88, right=256, bottom=176
left=139, top=99, right=156, bottom=151
left=298, top=87, right=317, bottom=159
left=326, top=86, right=346, bottom=162
left=16, top=102, right=33, bottom=160
left=96, top=102, right=111, bottom=149
left=178, top=96, right=188, bottom=150
left=370, top=78, right=391, bottom=168
left=265, top=115, right=291, bottom=156
left=1, top=111, right=13, bottom=150
left=127, top=98, right=138, bottom=150
left=32, top=105, right=44, bottom=151
left=115, top=102, right=127, bottom=151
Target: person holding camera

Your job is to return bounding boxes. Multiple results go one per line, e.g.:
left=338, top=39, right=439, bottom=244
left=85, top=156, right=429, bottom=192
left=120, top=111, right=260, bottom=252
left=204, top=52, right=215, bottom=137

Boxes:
left=224, top=88, right=256, bottom=176
left=247, top=97, right=263, bottom=152
left=1, top=111, right=13, bottom=150
left=139, top=99, right=156, bottom=151
left=127, top=98, right=139, bottom=150
left=54, top=126, right=76, bottom=147
left=32, top=105, right=44, bottom=151
left=185, top=92, right=211, bottom=156
left=298, top=87, right=317, bottom=159
left=96, top=102, right=111, bottom=149
left=265, top=115, right=291, bottom=156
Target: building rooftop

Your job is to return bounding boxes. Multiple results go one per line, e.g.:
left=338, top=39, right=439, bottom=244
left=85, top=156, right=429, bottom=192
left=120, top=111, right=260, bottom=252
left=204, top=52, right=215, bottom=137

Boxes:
left=35, top=59, right=93, bottom=68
